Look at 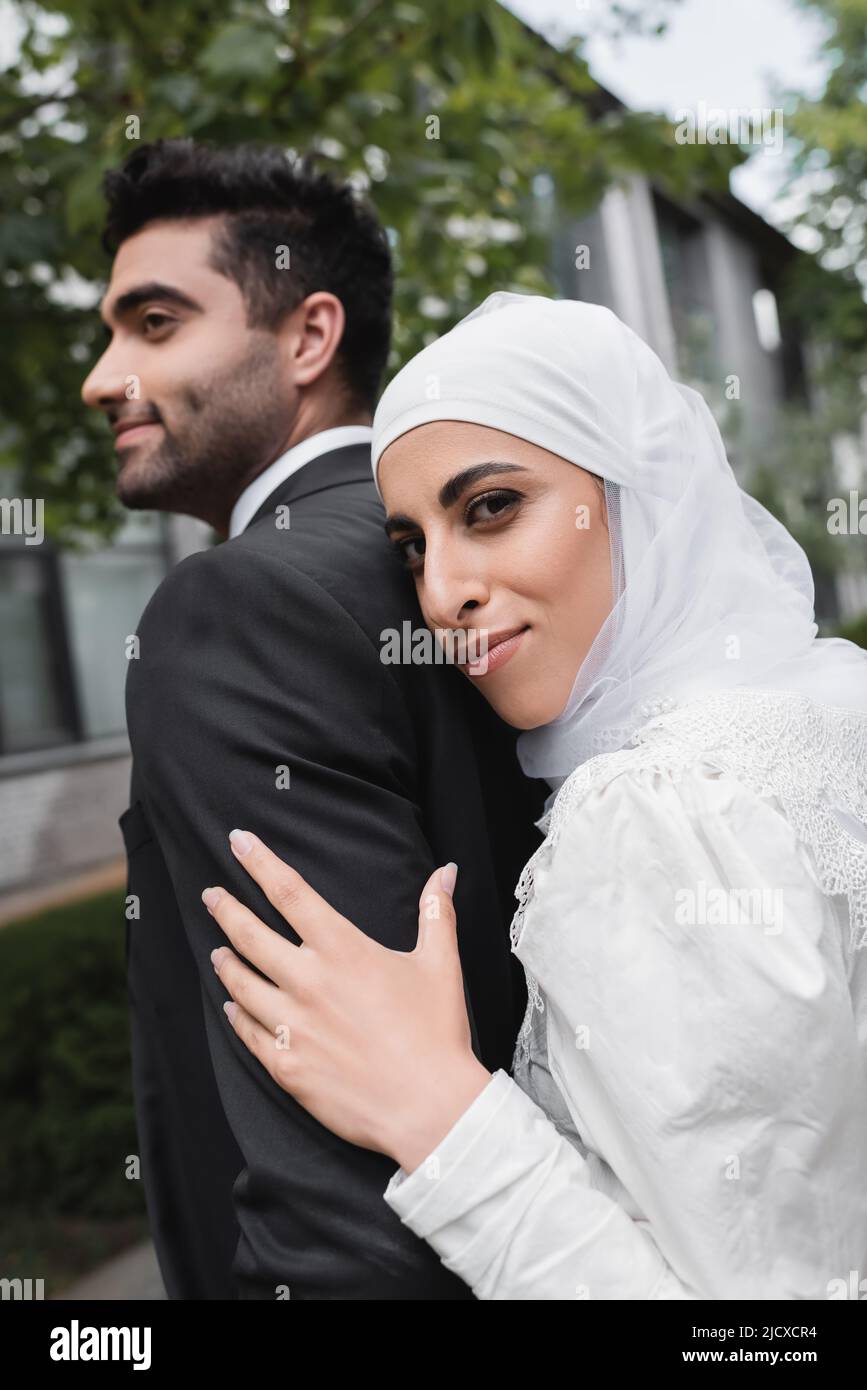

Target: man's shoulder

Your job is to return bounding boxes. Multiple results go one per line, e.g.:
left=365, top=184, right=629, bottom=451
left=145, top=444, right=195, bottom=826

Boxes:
left=131, top=481, right=422, bottom=671
left=236, top=477, right=404, bottom=585
left=125, top=522, right=409, bottom=731
left=140, top=496, right=387, bottom=618
left=230, top=479, right=422, bottom=637
left=133, top=533, right=293, bottom=636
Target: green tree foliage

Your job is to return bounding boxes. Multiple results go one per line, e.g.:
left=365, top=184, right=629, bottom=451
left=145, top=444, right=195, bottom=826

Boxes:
left=1, top=0, right=735, bottom=540
left=751, top=0, right=867, bottom=619
left=0, top=890, right=139, bottom=1218
left=778, top=0, right=867, bottom=397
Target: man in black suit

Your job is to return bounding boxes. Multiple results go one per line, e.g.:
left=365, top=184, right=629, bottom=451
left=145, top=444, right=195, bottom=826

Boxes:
left=81, top=138, right=545, bottom=1300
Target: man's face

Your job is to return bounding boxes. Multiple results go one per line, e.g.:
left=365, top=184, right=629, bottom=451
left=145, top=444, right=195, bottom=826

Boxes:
left=81, top=217, right=294, bottom=528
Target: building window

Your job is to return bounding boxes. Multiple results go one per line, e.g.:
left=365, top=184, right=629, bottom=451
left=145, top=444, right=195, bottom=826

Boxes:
left=653, top=192, right=716, bottom=384
left=0, top=512, right=169, bottom=758
left=0, top=545, right=80, bottom=754
left=752, top=287, right=782, bottom=352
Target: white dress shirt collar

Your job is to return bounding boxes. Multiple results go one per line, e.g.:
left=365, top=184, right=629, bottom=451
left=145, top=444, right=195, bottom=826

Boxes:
left=228, top=425, right=373, bottom=538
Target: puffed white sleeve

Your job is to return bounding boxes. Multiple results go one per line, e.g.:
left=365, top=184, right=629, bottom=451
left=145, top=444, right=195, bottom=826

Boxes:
left=382, top=761, right=867, bottom=1300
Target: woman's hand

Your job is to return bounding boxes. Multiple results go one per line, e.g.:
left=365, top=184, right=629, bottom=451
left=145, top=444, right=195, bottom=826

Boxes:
left=203, top=831, right=492, bottom=1172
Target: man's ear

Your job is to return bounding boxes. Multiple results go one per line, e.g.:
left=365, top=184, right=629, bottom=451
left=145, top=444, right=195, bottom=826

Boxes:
left=281, top=291, right=346, bottom=390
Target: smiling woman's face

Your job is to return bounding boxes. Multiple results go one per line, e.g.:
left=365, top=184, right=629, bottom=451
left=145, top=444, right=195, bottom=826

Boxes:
left=378, top=420, right=613, bottom=730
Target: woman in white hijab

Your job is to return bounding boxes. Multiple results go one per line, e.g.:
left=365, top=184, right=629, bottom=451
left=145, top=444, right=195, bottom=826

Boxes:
left=206, top=292, right=867, bottom=1299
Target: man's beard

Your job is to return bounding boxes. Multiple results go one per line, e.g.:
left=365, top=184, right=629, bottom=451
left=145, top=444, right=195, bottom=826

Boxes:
left=116, top=336, right=290, bottom=522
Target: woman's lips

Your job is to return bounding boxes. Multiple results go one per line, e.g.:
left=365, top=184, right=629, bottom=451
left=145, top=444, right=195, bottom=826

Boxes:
left=464, top=626, right=529, bottom=678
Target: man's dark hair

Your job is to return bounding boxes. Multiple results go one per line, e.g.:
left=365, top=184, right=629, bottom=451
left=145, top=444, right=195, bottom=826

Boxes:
left=101, top=138, right=393, bottom=412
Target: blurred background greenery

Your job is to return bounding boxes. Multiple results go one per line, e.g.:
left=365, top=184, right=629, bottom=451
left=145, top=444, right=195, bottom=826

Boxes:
left=0, top=889, right=148, bottom=1290
left=1, top=0, right=753, bottom=540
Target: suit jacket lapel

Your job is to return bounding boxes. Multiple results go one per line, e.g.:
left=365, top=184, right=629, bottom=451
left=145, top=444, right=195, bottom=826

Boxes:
left=244, top=443, right=375, bottom=532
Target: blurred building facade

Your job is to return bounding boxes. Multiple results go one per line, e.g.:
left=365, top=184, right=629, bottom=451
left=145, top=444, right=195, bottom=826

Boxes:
left=0, top=511, right=209, bottom=903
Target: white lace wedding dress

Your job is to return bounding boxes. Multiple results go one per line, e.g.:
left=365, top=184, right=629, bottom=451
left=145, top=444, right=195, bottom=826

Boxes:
left=383, top=689, right=867, bottom=1299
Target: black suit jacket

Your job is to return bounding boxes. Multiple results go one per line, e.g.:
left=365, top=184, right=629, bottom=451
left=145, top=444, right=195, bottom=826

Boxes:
left=121, top=442, right=547, bottom=1300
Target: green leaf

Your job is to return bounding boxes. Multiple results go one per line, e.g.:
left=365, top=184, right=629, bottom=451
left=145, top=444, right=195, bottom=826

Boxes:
left=64, top=160, right=108, bottom=237
left=200, top=23, right=283, bottom=84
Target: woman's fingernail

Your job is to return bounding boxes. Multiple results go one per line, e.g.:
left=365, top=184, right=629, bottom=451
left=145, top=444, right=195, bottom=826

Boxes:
left=211, top=947, right=227, bottom=972
left=223, top=1001, right=237, bottom=1023
left=440, top=862, right=458, bottom=898
left=229, top=828, right=253, bottom=856
left=202, top=887, right=222, bottom=911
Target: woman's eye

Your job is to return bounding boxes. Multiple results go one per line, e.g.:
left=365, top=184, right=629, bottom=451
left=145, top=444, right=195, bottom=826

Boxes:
left=397, top=536, right=425, bottom=567
left=466, top=489, right=521, bottom=523
left=394, top=490, right=521, bottom=570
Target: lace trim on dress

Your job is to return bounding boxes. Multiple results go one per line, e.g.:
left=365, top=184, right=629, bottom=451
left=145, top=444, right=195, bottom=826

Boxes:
left=508, top=689, right=867, bottom=1068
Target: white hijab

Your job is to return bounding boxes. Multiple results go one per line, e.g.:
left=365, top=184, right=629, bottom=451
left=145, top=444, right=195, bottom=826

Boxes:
left=371, top=291, right=867, bottom=797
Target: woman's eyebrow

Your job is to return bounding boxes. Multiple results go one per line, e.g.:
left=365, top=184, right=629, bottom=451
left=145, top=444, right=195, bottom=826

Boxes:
left=383, top=461, right=530, bottom=537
